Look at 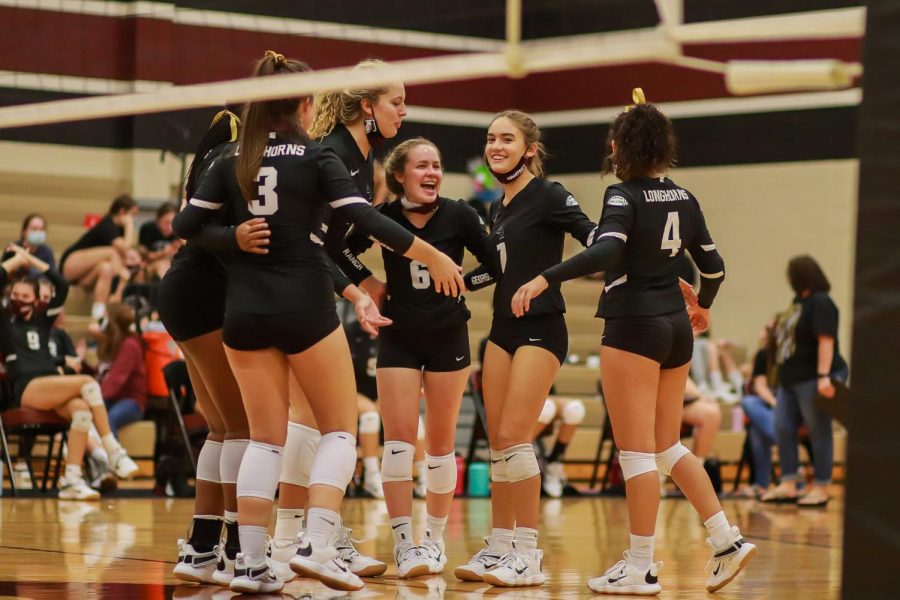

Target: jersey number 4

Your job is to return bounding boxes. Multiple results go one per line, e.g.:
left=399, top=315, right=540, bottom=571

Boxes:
left=661, top=211, right=682, bottom=257
left=250, top=166, right=279, bottom=216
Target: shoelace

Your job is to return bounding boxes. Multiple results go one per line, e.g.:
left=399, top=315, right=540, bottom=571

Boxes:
left=420, top=540, right=442, bottom=560
left=399, top=544, right=425, bottom=563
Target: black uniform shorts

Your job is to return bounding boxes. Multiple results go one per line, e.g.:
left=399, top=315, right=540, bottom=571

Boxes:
left=157, top=264, right=226, bottom=342
left=377, top=326, right=470, bottom=372
left=488, top=313, right=568, bottom=365
left=602, top=309, right=693, bottom=369
left=12, top=370, right=59, bottom=407
left=223, top=307, right=341, bottom=355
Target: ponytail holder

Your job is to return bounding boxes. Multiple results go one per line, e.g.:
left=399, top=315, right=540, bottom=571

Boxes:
left=624, top=87, right=647, bottom=112
left=264, top=50, right=286, bottom=65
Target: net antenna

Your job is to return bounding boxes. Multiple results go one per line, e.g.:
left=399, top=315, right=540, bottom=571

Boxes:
left=0, top=2, right=866, bottom=129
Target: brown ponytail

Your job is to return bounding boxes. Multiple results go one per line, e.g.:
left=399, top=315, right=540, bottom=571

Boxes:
left=236, top=51, right=312, bottom=201
left=307, top=59, right=389, bottom=140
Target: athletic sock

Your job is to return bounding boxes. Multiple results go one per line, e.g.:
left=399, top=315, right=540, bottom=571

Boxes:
left=704, top=511, right=732, bottom=548
left=390, top=516, right=414, bottom=548
left=629, top=533, right=654, bottom=570
left=189, top=516, right=223, bottom=553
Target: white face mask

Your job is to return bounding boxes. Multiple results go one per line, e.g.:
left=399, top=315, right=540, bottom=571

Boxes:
left=26, top=230, right=46, bottom=245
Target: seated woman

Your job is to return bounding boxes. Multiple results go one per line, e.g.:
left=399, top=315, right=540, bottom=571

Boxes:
left=3, top=214, right=56, bottom=278
left=58, top=194, right=138, bottom=321
left=139, top=202, right=181, bottom=279
left=682, top=376, right=723, bottom=488
left=1, top=247, right=138, bottom=500
left=96, top=302, right=147, bottom=436
left=533, top=394, right=586, bottom=498
left=737, top=322, right=779, bottom=499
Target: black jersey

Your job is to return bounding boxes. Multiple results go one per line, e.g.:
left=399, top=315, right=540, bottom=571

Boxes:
left=542, top=177, right=725, bottom=318
left=319, top=124, right=376, bottom=285
left=594, top=177, right=723, bottom=317
left=168, top=142, right=232, bottom=278
left=172, top=132, right=415, bottom=315
left=464, top=178, right=597, bottom=319
left=348, top=197, right=490, bottom=331
left=48, top=326, right=77, bottom=371
left=0, top=267, right=68, bottom=382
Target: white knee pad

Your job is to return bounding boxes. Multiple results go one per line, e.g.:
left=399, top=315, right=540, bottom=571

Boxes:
left=70, top=410, right=93, bottom=433
left=196, top=440, right=223, bottom=483
left=562, top=400, right=586, bottom=425
left=490, top=449, right=508, bottom=483
left=618, top=450, right=657, bottom=481
left=425, top=452, right=457, bottom=494
left=655, top=442, right=691, bottom=476
left=503, top=443, right=540, bottom=483
left=236, top=441, right=283, bottom=501
left=538, top=399, right=557, bottom=425
left=280, top=422, right=321, bottom=487
left=359, top=411, right=380, bottom=435
left=220, top=439, right=249, bottom=485
left=80, top=380, right=103, bottom=407
left=417, top=415, right=425, bottom=441
left=381, top=440, right=415, bottom=483
left=309, top=431, right=357, bottom=491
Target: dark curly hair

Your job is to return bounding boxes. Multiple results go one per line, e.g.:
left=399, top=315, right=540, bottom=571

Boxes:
left=787, top=255, right=831, bottom=295
left=602, top=103, right=676, bottom=181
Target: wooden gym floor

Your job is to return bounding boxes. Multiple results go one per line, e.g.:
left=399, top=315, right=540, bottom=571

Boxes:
left=0, top=492, right=841, bottom=599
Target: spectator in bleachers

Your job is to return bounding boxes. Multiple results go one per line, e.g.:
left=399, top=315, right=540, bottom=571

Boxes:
left=2, top=214, right=56, bottom=278
left=110, top=246, right=157, bottom=322
left=139, top=202, right=181, bottom=279
left=95, top=302, right=147, bottom=436
left=533, top=395, right=585, bottom=497
left=682, top=377, right=723, bottom=465
left=0, top=247, right=138, bottom=500
left=761, top=256, right=848, bottom=507
left=736, top=321, right=778, bottom=499
left=59, top=194, right=138, bottom=321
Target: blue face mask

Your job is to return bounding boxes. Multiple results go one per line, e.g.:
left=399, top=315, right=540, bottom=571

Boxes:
left=26, top=230, right=46, bottom=246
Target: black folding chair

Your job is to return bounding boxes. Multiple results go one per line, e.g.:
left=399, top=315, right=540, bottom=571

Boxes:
left=161, top=360, right=208, bottom=476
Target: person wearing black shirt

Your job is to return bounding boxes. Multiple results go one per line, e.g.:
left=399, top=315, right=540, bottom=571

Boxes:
left=59, top=194, right=138, bottom=321
left=739, top=322, right=779, bottom=498
left=0, top=247, right=137, bottom=500
left=2, top=213, right=57, bottom=278
left=762, top=256, right=848, bottom=508
left=346, top=139, right=491, bottom=578
left=513, top=91, right=753, bottom=595
left=139, top=201, right=181, bottom=278
left=454, top=111, right=597, bottom=589
left=171, top=51, right=461, bottom=595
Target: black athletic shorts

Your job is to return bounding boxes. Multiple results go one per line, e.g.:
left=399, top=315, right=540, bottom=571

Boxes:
left=488, top=313, right=568, bottom=365
left=602, top=309, right=693, bottom=369
left=157, top=264, right=226, bottom=342
left=12, top=370, right=59, bottom=407
left=223, top=307, right=340, bottom=355
left=377, top=326, right=470, bottom=372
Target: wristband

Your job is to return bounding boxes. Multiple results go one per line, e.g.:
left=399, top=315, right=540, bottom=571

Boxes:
left=817, top=373, right=830, bottom=378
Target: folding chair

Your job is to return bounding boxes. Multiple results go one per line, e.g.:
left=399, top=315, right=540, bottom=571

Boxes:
left=0, top=407, right=69, bottom=496
left=161, top=360, right=208, bottom=477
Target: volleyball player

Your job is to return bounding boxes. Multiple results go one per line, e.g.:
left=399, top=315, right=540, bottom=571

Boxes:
left=172, top=51, right=462, bottom=593
left=345, top=138, right=490, bottom=577
left=511, top=90, right=756, bottom=594
left=0, top=247, right=137, bottom=500
left=456, top=111, right=598, bottom=587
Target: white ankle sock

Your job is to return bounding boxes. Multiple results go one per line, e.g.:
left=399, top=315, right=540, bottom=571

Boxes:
left=490, top=527, right=514, bottom=552
left=629, top=533, right=655, bottom=570
left=424, top=514, right=447, bottom=545
left=224, top=510, right=238, bottom=524
left=704, top=511, right=732, bottom=548
left=274, top=508, right=304, bottom=542
left=513, top=527, right=538, bottom=550
left=238, top=525, right=267, bottom=565
left=101, top=433, right=122, bottom=456
left=390, top=516, right=414, bottom=548
left=306, top=508, right=341, bottom=547
left=363, top=456, right=379, bottom=476
left=65, top=464, right=83, bottom=481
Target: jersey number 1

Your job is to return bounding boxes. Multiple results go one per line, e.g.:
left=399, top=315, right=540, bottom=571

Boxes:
left=250, top=166, right=279, bottom=216
left=661, top=211, right=682, bottom=257
left=410, top=261, right=431, bottom=290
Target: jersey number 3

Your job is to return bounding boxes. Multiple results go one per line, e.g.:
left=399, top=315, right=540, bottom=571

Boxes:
left=250, top=166, right=279, bottom=216
left=661, top=211, right=682, bottom=257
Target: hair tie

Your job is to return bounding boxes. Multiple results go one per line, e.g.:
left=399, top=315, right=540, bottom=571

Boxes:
left=264, top=50, right=286, bottom=65
left=624, top=87, right=647, bottom=112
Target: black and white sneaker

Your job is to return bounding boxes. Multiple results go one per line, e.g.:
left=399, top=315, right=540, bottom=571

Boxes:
left=335, top=526, right=387, bottom=577
left=173, top=539, right=219, bottom=584
left=229, top=552, right=283, bottom=594
left=290, top=532, right=364, bottom=591
left=453, top=535, right=508, bottom=581
left=211, top=544, right=237, bottom=586
left=705, top=526, right=757, bottom=592
left=587, top=551, right=662, bottom=595
left=482, top=547, right=546, bottom=587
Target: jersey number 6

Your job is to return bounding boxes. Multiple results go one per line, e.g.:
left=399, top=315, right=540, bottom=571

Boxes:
left=410, top=261, right=431, bottom=290
left=661, top=211, right=682, bottom=257
left=250, top=166, right=279, bottom=216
